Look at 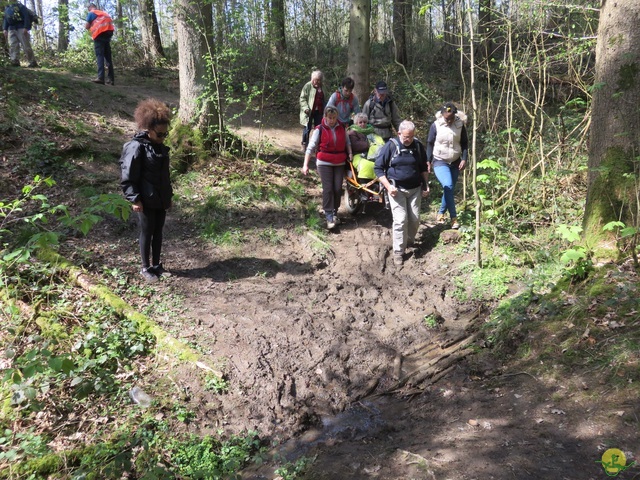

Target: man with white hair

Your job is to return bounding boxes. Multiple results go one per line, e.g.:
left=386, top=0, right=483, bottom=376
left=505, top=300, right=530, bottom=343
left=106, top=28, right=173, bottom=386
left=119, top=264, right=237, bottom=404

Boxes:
left=375, top=120, right=430, bottom=265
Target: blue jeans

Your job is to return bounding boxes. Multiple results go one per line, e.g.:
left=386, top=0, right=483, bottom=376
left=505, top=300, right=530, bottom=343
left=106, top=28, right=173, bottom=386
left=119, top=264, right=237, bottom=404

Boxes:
left=94, top=32, right=114, bottom=82
left=433, top=162, right=460, bottom=218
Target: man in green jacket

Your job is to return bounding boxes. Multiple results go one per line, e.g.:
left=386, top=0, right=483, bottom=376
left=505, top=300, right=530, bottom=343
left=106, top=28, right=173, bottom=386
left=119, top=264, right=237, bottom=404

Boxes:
left=299, top=70, right=325, bottom=149
left=362, top=80, right=401, bottom=141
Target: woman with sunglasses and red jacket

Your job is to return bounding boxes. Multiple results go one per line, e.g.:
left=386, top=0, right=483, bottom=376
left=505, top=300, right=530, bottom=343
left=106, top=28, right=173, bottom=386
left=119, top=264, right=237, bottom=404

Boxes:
left=120, top=98, right=173, bottom=282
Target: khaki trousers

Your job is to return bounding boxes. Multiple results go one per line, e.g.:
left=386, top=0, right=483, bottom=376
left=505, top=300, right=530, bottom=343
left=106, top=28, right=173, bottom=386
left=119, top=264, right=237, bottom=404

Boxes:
left=8, top=28, right=35, bottom=65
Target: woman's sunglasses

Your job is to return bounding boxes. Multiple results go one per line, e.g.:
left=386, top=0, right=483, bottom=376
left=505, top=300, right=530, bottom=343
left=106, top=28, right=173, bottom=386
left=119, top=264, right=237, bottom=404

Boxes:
left=153, top=130, right=169, bottom=139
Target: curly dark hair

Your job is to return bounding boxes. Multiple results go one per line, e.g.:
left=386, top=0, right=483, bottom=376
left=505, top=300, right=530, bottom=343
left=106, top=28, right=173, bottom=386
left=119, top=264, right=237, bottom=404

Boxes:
left=134, top=98, right=172, bottom=131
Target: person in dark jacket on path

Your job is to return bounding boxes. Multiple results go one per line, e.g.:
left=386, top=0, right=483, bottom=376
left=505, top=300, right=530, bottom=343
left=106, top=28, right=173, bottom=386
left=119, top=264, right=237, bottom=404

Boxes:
left=375, top=120, right=430, bottom=265
left=2, top=1, right=38, bottom=67
left=120, top=99, right=173, bottom=282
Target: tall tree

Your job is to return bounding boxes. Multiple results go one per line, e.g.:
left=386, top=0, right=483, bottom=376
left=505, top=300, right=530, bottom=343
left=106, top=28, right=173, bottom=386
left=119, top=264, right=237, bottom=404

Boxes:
left=477, top=0, right=492, bottom=63
left=584, top=0, right=640, bottom=254
left=115, top=0, right=124, bottom=37
left=348, top=0, right=371, bottom=104
left=139, top=0, right=165, bottom=61
left=392, top=0, right=408, bottom=65
left=175, top=0, right=221, bottom=138
left=57, top=0, right=69, bottom=51
left=268, top=0, right=286, bottom=53
left=29, top=0, right=46, bottom=48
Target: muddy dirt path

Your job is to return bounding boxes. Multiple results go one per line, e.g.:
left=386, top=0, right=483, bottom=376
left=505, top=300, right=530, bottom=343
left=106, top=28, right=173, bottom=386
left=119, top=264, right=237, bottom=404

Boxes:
left=71, top=77, right=628, bottom=479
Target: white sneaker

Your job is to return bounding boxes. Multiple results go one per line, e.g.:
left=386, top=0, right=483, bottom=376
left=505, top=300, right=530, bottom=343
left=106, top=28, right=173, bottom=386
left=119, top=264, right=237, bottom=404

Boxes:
left=326, top=214, right=336, bottom=229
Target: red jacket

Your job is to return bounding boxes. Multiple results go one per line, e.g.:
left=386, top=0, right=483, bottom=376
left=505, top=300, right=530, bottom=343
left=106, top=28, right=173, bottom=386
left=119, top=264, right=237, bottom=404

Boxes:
left=88, top=9, right=114, bottom=40
left=316, top=120, right=348, bottom=164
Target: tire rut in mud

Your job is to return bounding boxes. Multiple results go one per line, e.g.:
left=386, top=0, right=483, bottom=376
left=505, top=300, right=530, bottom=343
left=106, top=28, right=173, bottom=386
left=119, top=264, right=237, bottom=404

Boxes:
left=163, top=205, right=478, bottom=438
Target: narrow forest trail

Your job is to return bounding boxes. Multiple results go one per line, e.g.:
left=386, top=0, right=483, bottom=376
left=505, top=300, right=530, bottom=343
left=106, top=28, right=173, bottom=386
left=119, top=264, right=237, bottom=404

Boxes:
left=54, top=71, right=632, bottom=479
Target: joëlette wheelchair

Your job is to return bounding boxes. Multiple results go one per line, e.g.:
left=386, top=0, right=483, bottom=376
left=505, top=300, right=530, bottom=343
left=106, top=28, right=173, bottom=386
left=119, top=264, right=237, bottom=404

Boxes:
left=343, top=144, right=390, bottom=215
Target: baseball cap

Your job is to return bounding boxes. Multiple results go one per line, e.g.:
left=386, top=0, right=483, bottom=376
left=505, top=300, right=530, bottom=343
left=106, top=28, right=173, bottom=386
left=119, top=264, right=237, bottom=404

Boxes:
left=375, top=81, right=388, bottom=93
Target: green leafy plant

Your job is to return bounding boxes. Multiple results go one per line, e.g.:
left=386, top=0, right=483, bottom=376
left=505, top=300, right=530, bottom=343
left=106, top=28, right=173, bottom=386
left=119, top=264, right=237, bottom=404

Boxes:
left=170, top=432, right=263, bottom=478
left=556, top=224, right=593, bottom=282
left=204, top=374, right=230, bottom=394
left=274, top=456, right=313, bottom=479
left=423, top=314, right=439, bottom=329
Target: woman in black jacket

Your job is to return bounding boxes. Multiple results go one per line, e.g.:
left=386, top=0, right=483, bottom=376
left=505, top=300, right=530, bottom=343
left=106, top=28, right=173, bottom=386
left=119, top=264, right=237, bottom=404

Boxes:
left=120, top=98, right=172, bottom=282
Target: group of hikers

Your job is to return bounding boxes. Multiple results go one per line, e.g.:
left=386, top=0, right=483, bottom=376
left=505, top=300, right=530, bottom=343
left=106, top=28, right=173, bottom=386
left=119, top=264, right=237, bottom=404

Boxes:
left=299, top=70, right=469, bottom=265
left=3, top=1, right=114, bottom=85
left=119, top=73, right=469, bottom=282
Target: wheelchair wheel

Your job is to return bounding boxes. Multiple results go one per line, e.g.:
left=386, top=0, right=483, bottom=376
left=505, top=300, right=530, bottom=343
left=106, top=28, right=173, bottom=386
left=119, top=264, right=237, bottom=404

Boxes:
left=343, top=185, right=363, bottom=214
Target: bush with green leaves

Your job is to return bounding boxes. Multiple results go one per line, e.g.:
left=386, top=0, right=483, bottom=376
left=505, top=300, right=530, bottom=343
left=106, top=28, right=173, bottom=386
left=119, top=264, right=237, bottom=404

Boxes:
left=170, top=432, right=264, bottom=479
left=1, top=176, right=130, bottom=267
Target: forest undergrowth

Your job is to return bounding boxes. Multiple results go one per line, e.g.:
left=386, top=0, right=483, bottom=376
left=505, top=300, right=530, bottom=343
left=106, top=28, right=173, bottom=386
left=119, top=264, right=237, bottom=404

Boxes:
left=0, top=61, right=639, bottom=479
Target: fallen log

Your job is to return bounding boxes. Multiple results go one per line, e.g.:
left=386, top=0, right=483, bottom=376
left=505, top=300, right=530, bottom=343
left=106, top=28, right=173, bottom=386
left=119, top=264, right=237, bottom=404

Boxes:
left=372, top=333, right=479, bottom=397
left=36, top=248, right=224, bottom=378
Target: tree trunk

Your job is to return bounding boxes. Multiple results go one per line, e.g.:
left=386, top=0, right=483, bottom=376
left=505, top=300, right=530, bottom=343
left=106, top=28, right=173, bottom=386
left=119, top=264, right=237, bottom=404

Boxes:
left=139, top=0, right=165, bottom=62
left=477, top=0, right=492, bottom=63
left=465, top=0, right=481, bottom=267
left=268, top=0, right=286, bottom=54
left=392, top=0, right=408, bottom=65
left=176, top=0, right=221, bottom=139
left=584, top=0, right=640, bottom=256
left=115, top=0, right=124, bottom=38
left=348, top=0, right=371, bottom=105
left=57, top=0, right=69, bottom=52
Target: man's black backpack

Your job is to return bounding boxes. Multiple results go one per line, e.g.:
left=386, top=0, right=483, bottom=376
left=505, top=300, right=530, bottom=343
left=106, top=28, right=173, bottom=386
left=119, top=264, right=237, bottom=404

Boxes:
left=4, top=3, right=23, bottom=27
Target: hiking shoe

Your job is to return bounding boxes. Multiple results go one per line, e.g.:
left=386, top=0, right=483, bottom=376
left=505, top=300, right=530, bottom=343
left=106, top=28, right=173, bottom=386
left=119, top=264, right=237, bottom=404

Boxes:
left=27, top=62, right=39, bottom=68
left=140, top=267, right=158, bottom=283
left=451, top=218, right=460, bottom=230
left=92, top=78, right=105, bottom=84
left=393, top=253, right=404, bottom=265
left=106, top=79, right=114, bottom=85
left=436, top=213, right=447, bottom=224
left=150, top=264, right=171, bottom=277
left=333, top=214, right=341, bottom=226
left=327, top=219, right=336, bottom=230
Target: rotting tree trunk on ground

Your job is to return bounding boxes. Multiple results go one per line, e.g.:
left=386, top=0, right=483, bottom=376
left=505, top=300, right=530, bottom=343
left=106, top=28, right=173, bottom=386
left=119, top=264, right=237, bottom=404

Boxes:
left=584, top=0, right=640, bottom=258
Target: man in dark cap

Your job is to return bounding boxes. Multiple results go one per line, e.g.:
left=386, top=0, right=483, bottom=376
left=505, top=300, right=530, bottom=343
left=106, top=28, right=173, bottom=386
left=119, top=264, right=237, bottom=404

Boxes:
left=362, top=80, right=402, bottom=141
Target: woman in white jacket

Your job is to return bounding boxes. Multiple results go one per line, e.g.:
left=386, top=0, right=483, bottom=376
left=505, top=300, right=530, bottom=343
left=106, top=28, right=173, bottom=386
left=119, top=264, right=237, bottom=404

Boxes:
left=425, top=102, right=469, bottom=230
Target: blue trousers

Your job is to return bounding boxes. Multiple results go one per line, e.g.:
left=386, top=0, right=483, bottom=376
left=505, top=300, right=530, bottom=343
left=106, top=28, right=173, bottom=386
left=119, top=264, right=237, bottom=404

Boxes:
left=433, top=162, right=460, bottom=218
left=94, top=32, right=114, bottom=83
